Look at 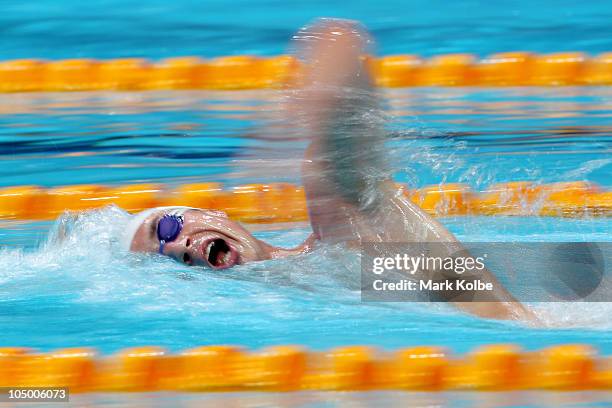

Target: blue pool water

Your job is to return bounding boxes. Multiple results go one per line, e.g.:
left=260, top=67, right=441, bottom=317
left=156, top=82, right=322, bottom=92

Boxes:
left=0, top=4, right=611, bottom=407
left=1, top=87, right=611, bottom=357
left=1, top=0, right=612, bottom=60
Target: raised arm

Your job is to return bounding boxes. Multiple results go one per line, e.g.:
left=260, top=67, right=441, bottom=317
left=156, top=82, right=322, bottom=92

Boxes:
left=292, top=19, right=455, bottom=244
left=290, top=19, right=536, bottom=321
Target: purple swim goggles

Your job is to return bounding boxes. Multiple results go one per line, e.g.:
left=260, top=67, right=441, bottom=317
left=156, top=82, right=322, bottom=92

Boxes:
left=157, top=213, right=184, bottom=254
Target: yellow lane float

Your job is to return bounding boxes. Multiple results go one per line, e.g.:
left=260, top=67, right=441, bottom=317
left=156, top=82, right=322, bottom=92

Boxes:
left=0, top=181, right=609, bottom=222
left=0, top=52, right=611, bottom=92
left=0, top=344, right=609, bottom=392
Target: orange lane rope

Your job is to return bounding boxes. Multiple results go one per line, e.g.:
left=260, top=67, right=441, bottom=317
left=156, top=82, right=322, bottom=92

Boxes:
left=0, top=52, right=610, bottom=92
left=0, top=181, right=609, bottom=223
left=0, top=344, right=610, bottom=392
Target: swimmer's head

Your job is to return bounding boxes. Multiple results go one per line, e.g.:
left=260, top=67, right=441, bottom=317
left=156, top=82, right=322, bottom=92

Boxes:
left=121, top=206, right=274, bottom=268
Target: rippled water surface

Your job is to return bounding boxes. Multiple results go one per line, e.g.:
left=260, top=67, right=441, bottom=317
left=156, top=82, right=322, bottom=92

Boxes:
left=0, top=2, right=611, bottom=398
left=2, top=87, right=610, bottom=190
left=1, top=0, right=612, bottom=59
left=1, top=87, right=611, bottom=358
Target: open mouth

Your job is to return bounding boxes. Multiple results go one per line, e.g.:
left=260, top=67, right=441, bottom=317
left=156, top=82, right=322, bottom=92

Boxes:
left=203, top=238, right=238, bottom=269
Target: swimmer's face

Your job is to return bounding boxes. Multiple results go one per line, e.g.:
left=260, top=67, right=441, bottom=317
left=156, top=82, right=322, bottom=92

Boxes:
left=129, top=209, right=271, bottom=268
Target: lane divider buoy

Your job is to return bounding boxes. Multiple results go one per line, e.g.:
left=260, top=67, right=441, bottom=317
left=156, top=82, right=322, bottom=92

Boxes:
left=0, top=344, right=609, bottom=392
left=0, top=181, right=608, bottom=223
left=0, top=52, right=610, bottom=92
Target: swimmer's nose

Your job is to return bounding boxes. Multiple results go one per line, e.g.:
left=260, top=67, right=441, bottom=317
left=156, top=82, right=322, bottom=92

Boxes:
left=162, top=237, right=196, bottom=266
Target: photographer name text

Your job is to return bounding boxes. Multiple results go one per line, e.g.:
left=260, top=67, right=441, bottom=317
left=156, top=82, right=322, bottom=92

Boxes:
left=372, top=279, right=493, bottom=292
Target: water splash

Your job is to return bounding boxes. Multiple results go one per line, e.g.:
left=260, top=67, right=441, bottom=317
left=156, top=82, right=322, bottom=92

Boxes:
left=0, top=207, right=611, bottom=353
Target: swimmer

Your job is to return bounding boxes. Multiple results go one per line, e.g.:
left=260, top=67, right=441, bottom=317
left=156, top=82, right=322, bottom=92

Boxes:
left=122, top=19, right=534, bottom=321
